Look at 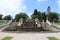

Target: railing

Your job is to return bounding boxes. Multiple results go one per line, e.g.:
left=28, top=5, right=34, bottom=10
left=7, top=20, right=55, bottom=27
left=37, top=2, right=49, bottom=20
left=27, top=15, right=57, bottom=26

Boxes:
left=0, top=20, right=12, bottom=31
left=0, top=20, right=12, bottom=27
left=7, top=20, right=12, bottom=25
left=46, top=20, right=51, bottom=26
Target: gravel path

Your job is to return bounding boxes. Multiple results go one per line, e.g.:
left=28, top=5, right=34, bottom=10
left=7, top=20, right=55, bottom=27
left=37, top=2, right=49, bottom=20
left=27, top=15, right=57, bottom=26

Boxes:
left=0, top=32, right=60, bottom=40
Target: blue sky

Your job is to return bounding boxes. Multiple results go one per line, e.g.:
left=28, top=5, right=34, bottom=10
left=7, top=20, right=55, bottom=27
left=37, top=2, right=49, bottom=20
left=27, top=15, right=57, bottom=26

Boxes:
left=0, top=0, right=60, bottom=18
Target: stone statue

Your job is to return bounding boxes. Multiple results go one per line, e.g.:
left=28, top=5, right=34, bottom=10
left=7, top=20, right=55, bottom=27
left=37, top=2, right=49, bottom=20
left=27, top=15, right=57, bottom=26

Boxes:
left=46, top=6, right=50, bottom=20
left=35, top=18, right=41, bottom=27
left=18, top=18, right=23, bottom=26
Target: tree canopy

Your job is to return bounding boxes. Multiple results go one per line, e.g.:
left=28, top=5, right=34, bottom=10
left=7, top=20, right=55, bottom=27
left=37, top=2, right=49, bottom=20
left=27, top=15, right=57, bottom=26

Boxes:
left=48, top=12, right=59, bottom=22
left=31, top=9, right=59, bottom=22
left=3, top=15, right=12, bottom=20
left=15, top=13, right=29, bottom=22
left=31, top=9, right=42, bottom=21
left=0, top=14, right=3, bottom=20
left=0, top=6, right=59, bottom=22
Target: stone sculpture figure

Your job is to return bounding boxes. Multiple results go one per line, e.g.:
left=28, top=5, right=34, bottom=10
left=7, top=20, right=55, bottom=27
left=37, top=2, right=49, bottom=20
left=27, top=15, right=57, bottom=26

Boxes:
left=35, top=18, right=41, bottom=27
left=18, top=18, right=23, bottom=26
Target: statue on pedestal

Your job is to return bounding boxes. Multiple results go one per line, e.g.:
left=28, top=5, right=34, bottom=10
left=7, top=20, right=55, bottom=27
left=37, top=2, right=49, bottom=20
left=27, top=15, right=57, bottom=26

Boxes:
left=46, top=6, right=50, bottom=21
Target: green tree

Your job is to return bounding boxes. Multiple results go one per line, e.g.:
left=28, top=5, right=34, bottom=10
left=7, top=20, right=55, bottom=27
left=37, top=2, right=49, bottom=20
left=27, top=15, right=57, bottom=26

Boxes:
left=31, top=9, right=42, bottom=21
left=3, top=15, right=12, bottom=20
left=0, top=14, right=3, bottom=20
left=41, top=12, right=46, bottom=22
left=34, top=9, right=38, bottom=15
left=53, top=12, right=59, bottom=22
left=15, top=13, right=29, bottom=22
left=48, top=12, right=59, bottom=22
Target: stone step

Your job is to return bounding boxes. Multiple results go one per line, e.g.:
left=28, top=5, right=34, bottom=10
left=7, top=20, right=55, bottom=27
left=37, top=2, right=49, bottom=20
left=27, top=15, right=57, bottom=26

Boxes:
left=21, top=21, right=38, bottom=29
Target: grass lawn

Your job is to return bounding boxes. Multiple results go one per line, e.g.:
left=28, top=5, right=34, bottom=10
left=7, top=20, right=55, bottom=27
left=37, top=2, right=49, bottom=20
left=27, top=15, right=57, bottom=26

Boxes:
left=0, top=22, right=7, bottom=25
left=54, top=22, right=60, bottom=25
left=2, top=36, right=13, bottom=40
left=47, top=37, right=59, bottom=40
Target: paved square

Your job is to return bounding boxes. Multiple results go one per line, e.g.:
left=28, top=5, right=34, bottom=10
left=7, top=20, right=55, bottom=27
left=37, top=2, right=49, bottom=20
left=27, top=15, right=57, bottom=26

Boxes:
left=0, top=32, right=60, bottom=40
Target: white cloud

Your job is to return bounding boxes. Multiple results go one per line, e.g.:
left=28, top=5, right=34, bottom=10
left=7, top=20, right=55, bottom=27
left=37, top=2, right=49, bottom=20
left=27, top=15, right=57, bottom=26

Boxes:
left=0, top=0, right=25, bottom=18
left=37, top=0, right=47, bottom=3
left=28, top=12, right=32, bottom=18
left=57, top=0, right=60, bottom=9
left=23, top=5, right=27, bottom=10
left=37, top=0, right=41, bottom=2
